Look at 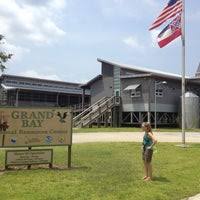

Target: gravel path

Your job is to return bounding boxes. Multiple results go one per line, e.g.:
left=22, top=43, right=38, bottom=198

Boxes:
left=73, top=132, right=200, bottom=143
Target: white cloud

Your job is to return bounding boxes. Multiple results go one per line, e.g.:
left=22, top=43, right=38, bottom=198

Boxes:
left=48, top=0, right=67, bottom=10
left=0, top=39, right=30, bottom=61
left=19, top=70, right=62, bottom=81
left=143, top=0, right=158, bottom=8
left=0, top=0, right=66, bottom=45
left=123, top=36, right=144, bottom=50
left=100, top=0, right=158, bottom=19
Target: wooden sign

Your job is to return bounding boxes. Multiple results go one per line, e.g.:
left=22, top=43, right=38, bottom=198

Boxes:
left=5, top=149, right=53, bottom=167
left=0, top=108, right=72, bottom=147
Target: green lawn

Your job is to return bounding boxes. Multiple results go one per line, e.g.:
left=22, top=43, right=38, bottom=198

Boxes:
left=0, top=143, right=200, bottom=200
left=73, top=127, right=200, bottom=133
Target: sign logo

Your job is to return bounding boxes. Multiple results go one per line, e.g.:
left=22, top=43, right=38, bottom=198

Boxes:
left=57, top=112, right=68, bottom=123
left=45, top=136, right=53, bottom=144
left=59, top=138, right=64, bottom=144
left=11, top=138, right=17, bottom=144
left=0, top=112, right=9, bottom=131
left=0, top=121, right=9, bottom=131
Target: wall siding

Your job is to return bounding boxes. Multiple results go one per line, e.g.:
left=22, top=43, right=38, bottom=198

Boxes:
left=90, top=63, right=114, bottom=104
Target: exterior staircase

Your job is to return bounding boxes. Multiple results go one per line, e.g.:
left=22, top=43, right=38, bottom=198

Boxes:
left=73, top=96, right=120, bottom=127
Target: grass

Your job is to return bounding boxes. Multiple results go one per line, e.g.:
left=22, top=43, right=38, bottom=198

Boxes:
left=0, top=143, right=200, bottom=200
left=73, top=127, right=200, bottom=133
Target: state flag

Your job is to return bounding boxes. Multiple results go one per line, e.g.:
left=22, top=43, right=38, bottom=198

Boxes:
left=157, top=14, right=182, bottom=48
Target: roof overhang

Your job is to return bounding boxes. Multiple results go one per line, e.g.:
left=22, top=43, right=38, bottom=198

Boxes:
left=124, top=84, right=141, bottom=91
left=1, top=84, right=90, bottom=95
left=81, top=75, right=102, bottom=88
left=121, top=74, right=152, bottom=79
left=97, top=58, right=190, bottom=80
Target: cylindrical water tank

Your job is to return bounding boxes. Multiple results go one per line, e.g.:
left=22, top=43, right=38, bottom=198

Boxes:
left=184, top=92, right=200, bottom=129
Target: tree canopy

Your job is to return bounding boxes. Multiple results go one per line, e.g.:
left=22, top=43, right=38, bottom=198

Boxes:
left=0, top=35, right=12, bottom=72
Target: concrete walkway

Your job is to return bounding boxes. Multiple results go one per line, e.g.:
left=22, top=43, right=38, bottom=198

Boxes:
left=73, top=132, right=200, bottom=143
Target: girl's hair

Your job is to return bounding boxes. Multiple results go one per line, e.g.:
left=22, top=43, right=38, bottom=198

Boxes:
left=141, top=122, right=152, bottom=133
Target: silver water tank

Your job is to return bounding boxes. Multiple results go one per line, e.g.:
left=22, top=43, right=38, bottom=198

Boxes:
left=184, top=92, right=200, bottom=129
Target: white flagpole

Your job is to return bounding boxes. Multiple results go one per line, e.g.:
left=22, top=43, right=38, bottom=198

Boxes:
left=181, top=0, right=186, bottom=146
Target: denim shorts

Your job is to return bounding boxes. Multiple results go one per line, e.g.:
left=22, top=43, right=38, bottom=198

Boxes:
left=142, top=146, right=153, bottom=163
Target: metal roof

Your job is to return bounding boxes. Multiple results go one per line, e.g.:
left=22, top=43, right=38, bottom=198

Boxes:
left=1, top=74, right=82, bottom=86
left=0, top=74, right=90, bottom=95
left=97, top=58, right=190, bottom=80
left=124, top=84, right=141, bottom=91
left=81, top=75, right=102, bottom=88
left=185, top=92, right=199, bottom=98
left=1, top=83, right=90, bottom=95
left=120, top=74, right=152, bottom=79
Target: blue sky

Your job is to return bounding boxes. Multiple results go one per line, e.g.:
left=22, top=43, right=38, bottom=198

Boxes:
left=0, top=0, right=199, bottom=83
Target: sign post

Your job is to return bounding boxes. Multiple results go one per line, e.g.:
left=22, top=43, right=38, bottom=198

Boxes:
left=68, top=145, right=72, bottom=169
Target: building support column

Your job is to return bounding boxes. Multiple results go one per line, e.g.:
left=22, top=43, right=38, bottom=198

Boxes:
left=118, top=103, right=122, bottom=127
left=130, top=112, right=133, bottom=124
left=68, top=95, right=70, bottom=106
left=15, top=89, right=19, bottom=107
left=112, top=106, right=120, bottom=127
left=82, top=89, right=85, bottom=111
left=56, top=93, right=59, bottom=107
left=139, top=112, right=142, bottom=124
left=97, top=117, right=101, bottom=128
left=104, top=112, right=109, bottom=127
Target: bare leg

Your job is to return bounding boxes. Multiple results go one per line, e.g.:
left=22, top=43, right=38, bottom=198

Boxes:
left=146, top=163, right=152, bottom=180
left=143, top=161, right=148, bottom=179
left=149, top=163, right=152, bottom=179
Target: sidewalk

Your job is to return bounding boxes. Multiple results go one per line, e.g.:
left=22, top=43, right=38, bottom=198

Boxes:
left=73, top=132, right=200, bottom=143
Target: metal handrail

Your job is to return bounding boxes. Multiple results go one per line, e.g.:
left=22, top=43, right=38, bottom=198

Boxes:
left=72, top=103, right=90, bottom=111
left=81, top=97, right=114, bottom=121
left=73, top=96, right=108, bottom=122
left=73, top=96, right=120, bottom=127
left=78, top=96, right=117, bottom=127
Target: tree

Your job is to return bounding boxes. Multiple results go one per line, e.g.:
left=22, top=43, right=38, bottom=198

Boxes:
left=0, top=35, right=12, bottom=72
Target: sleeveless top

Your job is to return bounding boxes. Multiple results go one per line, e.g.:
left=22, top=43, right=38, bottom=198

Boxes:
left=143, top=132, right=153, bottom=148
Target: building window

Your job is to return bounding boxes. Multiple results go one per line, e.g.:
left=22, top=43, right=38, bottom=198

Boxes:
left=131, top=90, right=141, bottom=98
left=156, top=89, right=163, bottom=97
left=6, top=80, right=18, bottom=84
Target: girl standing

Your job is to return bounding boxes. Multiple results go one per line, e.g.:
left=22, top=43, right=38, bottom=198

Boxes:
left=141, top=122, right=157, bottom=181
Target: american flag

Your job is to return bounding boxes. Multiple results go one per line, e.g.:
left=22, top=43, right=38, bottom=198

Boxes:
left=149, top=0, right=182, bottom=31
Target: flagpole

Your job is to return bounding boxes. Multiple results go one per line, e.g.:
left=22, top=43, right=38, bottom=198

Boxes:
left=181, top=0, right=186, bottom=146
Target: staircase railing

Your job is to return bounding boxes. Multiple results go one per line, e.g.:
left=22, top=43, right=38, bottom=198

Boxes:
left=73, top=96, right=120, bottom=127
left=73, top=96, right=109, bottom=127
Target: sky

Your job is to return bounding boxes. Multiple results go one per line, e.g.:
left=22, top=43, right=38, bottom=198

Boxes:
left=0, top=0, right=199, bottom=83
